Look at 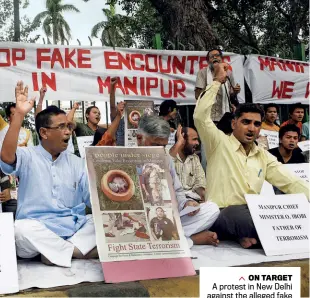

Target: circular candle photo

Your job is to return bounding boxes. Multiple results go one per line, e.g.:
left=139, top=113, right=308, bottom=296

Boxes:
left=129, top=110, right=141, bottom=127
left=101, top=170, right=135, bottom=202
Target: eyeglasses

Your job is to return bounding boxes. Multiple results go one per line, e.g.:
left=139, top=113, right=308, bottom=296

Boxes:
left=209, top=53, right=221, bottom=59
left=44, top=123, right=76, bottom=132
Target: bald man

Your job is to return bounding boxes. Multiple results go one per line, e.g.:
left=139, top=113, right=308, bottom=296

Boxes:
left=170, top=126, right=206, bottom=202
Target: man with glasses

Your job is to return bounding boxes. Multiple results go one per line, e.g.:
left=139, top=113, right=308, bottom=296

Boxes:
left=0, top=81, right=97, bottom=267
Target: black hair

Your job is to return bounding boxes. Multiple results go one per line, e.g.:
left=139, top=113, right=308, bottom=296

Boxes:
left=279, top=124, right=301, bottom=139
left=85, top=105, right=99, bottom=121
left=35, top=105, right=66, bottom=140
left=92, top=127, right=107, bottom=146
left=5, top=103, right=16, bottom=118
left=206, top=48, right=223, bottom=61
left=289, top=103, right=304, bottom=115
left=235, top=103, right=265, bottom=121
left=264, top=103, right=279, bottom=114
left=159, top=100, right=177, bottom=117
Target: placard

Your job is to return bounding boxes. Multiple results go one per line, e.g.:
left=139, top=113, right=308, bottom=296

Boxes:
left=259, top=129, right=279, bottom=149
left=297, top=140, right=310, bottom=152
left=245, top=193, right=309, bottom=256
left=0, top=213, right=19, bottom=294
left=124, top=100, right=154, bottom=147
left=76, top=136, right=93, bottom=158
left=284, top=163, right=309, bottom=182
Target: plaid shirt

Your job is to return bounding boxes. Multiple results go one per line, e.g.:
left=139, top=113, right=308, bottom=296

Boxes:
left=172, top=154, right=205, bottom=192
left=0, top=169, right=11, bottom=191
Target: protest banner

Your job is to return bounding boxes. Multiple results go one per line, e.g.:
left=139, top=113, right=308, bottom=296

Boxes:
left=0, top=213, right=19, bottom=294
left=244, top=54, right=309, bottom=104
left=0, top=42, right=245, bottom=104
left=245, top=193, right=309, bottom=256
left=76, top=136, right=93, bottom=158
left=124, top=100, right=154, bottom=146
left=85, top=146, right=194, bottom=282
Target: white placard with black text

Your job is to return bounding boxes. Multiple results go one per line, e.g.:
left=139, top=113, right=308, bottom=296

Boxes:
left=259, top=129, right=279, bottom=149
left=298, top=140, right=310, bottom=152
left=0, top=213, right=19, bottom=294
left=76, top=136, right=93, bottom=158
left=245, top=193, right=309, bottom=256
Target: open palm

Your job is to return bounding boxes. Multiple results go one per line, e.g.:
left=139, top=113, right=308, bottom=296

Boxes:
left=15, top=81, right=35, bottom=115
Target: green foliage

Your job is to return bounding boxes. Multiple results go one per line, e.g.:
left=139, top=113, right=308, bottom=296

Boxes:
left=32, top=0, right=80, bottom=44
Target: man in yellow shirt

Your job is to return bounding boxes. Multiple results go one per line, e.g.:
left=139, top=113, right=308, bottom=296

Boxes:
left=194, top=63, right=309, bottom=249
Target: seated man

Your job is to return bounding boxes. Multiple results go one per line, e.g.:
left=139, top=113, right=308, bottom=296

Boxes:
left=269, top=124, right=305, bottom=164
left=169, top=126, right=206, bottom=202
left=194, top=63, right=309, bottom=249
left=0, top=81, right=97, bottom=267
left=136, top=115, right=220, bottom=246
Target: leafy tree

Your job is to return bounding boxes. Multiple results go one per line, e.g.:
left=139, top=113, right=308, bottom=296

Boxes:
left=32, top=0, right=80, bottom=44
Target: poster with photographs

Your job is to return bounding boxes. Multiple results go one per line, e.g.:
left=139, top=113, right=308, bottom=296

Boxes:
left=124, top=100, right=154, bottom=147
left=85, top=146, right=190, bottom=262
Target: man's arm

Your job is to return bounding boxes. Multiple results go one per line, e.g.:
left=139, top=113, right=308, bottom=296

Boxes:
left=35, top=86, right=46, bottom=116
left=67, top=102, right=79, bottom=123
left=265, top=151, right=309, bottom=200
left=1, top=82, right=35, bottom=165
left=106, top=101, right=125, bottom=139
left=169, top=125, right=185, bottom=158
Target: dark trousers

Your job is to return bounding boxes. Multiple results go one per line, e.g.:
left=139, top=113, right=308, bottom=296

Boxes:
left=211, top=205, right=260, bottom=243
left=2, top=199, right=17, bottom=219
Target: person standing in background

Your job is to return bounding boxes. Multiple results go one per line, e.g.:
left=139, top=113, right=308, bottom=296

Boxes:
left=261, top=104, right=280, bottom=132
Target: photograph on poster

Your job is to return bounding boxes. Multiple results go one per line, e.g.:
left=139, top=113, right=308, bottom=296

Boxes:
left=103, top=212, right=150, bottom=243
left=147, top=207, right=180, bottom=241
left=136, top=163, right=172, bottom=207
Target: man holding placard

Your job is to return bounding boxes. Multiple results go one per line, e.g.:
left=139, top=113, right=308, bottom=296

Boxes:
left=269, top=124, right=306, bottom=164
left=194, top=63, right=309, bottom=249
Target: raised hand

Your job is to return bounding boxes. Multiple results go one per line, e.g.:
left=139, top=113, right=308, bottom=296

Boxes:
left=73, top=102, right=80, bottom=110
left=15, top=81, right=35, bottom=116
left=39, top=86, right=47, bottom=99
left=233, top=83, right=241, bottom=94
left=176, top=125, right=186, bottom=146
left=213, top=62, right=228, bottom=84
left=111, top=77, right=118, bottom=89
left=117, top=101, right=126, bottom=116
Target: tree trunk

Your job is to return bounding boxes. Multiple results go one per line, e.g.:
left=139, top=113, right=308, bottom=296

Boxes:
left=13, top=0, right=20, bottom=42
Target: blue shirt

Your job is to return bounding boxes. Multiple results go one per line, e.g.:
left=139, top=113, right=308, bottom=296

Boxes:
left=0, top=145, right=90, bottom=238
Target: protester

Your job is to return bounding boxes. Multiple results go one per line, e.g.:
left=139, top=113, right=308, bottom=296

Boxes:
left=159, top=99, right=178, bottom=131
left=301, top=122, right=309, bottom=141
left=136, top=114, right=220, bottom=246
left=110, top=77, right=125, bottom=146
left=269, top=125, right=305, bottom=164
left=280, top=103, right=304, bottom=134
left=0, top=81, right=97, bottom=267
left=194, top=63, right=309, bottom=249
left=195, top=48, right=241, bottom=122
left=169, top=125, right=205, bottom=202
left=261, top=103, right=280, bottom=132
left=0, top=169, right=16, bottom=217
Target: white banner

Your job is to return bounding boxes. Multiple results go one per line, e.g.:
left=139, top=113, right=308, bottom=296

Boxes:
left=245, top=193, right=309, bottom=256
left=0, top=42, right=245, bottom=104
left=244, top=54, right=309, bottom=104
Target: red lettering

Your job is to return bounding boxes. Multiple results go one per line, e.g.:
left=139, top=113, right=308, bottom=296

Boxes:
left=187, top=56, right=199, bottom=74
left=270, top=58, right=283, bottom=71
left=140, top=77, right=146, bottom=96
left=97, top=76, right=110, bottom=93
left=160, top=80, right=173, bottom=98
left=146, top=78, right=158, bottom=95
left=305, top=82, right=310, bottom=98
left=104, top=51, right=121, bottom=69
left=37, top=48, right=51, bottom=69
left=145, top=54, right=158, bottom=72
left=124, top=77, right=138, bottom=95
left=131, top=54, right=144, bottom=71
left=0, top=49, right=10, bottom=66
left=32, top=72, right=56, bottom=91
left=159, top=56, right=171, bottom=73
left=12, top=49, right=25, bottom=66
left=199, top=56, right=208, bottom=69
left=173, top=80, right=186, bottom=98
left=272, top=81, right=283, bottom=98
left=51, top=49, right=64, bottom=68
left=172, top=56, right=186, bottom=74
left=77, top=49, right=91, bottom=68
left=282, top=81, right=294, bottom=98
left=258, top=56, right=273, bottom=71
left=283, top=60, right=295, bottom=72
left=117, top=53, right=131, bottom=70
left=64, top=48, right=76, bottom=68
